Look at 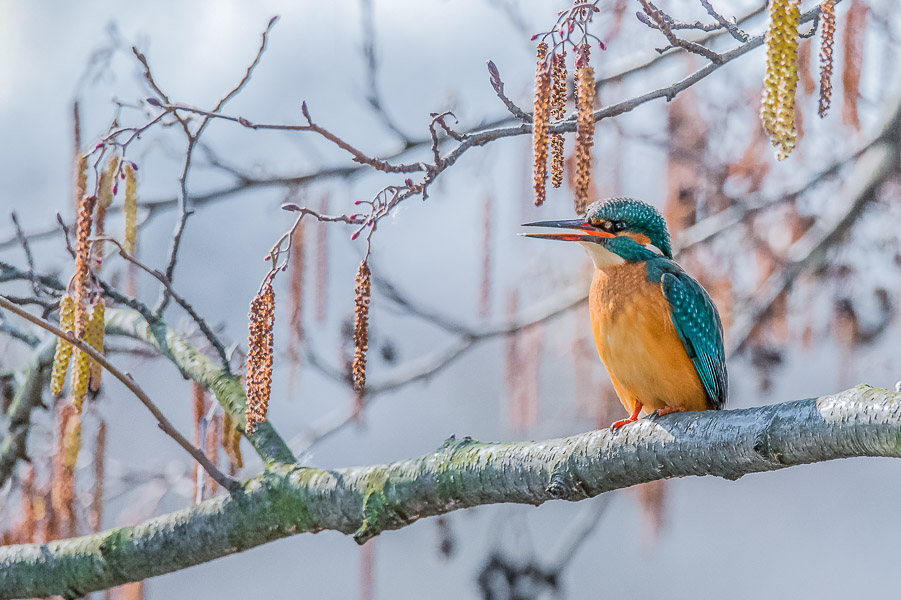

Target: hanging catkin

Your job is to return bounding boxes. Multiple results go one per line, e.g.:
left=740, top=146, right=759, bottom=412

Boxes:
left=760, top=0, right=801, bottom=160
left=532, top=42, right=551, bottom=206
left=550, top=51, right=567, bottom=189
left=574, top=44, right=596, bottom=215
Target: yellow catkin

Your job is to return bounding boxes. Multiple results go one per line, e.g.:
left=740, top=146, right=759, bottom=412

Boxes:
left=352, top=260, right=371, bottom=401
left=86, top=299, right=105, bottom=392
left=574, top=45, right=596, bottom=216
left=71, top=345, right=90, bottom=411
left=532, top=42, right=551, bottom=206
left=51, top=295, right=76, bottom=396
left=94, top=155, right=119, bottom=266
left=222, top=412, right=243, bottom=472
left=123, top=163, right=138, bottom=253
left=244, top=281, right=275, bottom=434
left=761, top=0, right=801, bottom=160
left=818, top=0, right=835, bottom=117
left=550, top=51, right=567, bottom=189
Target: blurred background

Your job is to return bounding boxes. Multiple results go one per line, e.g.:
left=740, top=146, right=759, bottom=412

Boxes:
left=2, top=0, right=901, bottom=598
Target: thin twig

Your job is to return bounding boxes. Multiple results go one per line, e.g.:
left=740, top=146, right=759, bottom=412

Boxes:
left=97, top=236, right=231, bottom=370
left=637, top=0, right=724, bottom=63
left=10, top=213, right=40, bottom=296
left=486, top=60, right=532, bottom=122
left=698, top=0, right=749, bottom=42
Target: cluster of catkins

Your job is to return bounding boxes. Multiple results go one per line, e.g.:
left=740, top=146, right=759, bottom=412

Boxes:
left=51, top=155, right=137, bottom=410
left=532, top=42, right=595, bottom=215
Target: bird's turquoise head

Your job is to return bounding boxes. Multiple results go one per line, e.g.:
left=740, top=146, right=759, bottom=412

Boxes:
left=522, top=197, right=673, bottom=264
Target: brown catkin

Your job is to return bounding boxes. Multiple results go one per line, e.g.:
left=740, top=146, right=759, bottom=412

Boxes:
left=86, top=299, right=105, bottom=392
left=51, top=295, right=76, bottom=396
left=574, top=45, right=596, bottom=216
left=52, top=401, right=77, bottom=538
left=352, top=260, right=371, bottom=400
left=192, top=381, right=207, bottom=501
left=73, top=193, right=96, bottom=325
left=532, top=42, right=551, bottom=206
left=550, top=51, right=567, bottom=189
left=818, top=0, right=836, bottom=117
left=245, top=280, right=275, bottom=434
left=316, top=194, right=330, bottom=323
left=479, top=196, right=492, bottom=320
left=761, top=0, right=801, bottom=160
left=841, top=0, right=866, bottom=130
left=20, top=465, right=36, bottom=543
left=288, top=221, right=305, bottom=366
left=123, top=163, right=138, bottom=253
left=71, top=191, right=97, bottom=408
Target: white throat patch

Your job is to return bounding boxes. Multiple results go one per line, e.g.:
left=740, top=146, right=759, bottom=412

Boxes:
left=577, top=241, right=625, bottom=268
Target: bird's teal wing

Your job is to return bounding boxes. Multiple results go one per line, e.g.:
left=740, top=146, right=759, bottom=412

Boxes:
left=661, top=271, right=728, bottom=410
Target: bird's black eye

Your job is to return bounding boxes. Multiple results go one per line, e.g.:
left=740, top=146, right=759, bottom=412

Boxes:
left=614, top=221, right=626, bottom=231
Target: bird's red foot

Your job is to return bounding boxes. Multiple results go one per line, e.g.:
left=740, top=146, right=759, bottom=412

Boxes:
left=654, top=406, right=686, bottom=417
left=609, top=402, right=643, bottom=431
left=610, top=416, right=638, bottom=430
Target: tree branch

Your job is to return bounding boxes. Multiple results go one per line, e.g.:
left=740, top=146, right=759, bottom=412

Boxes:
left=2, top=385, right=900, bottom=597
left=0, top=339, right=55, bottom=488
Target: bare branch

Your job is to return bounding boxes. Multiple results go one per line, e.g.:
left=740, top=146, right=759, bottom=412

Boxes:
left=698, top=0, right=749, bottom=42
left=486, top=60, right=532, bottom=122
left=0, top=340, right=55, bottom=488
left=637, top=0, right=723, bottom=63
left=98, top=236, right=231, bottom=370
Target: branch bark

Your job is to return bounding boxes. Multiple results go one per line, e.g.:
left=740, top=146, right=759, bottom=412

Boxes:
left=2, top=385, right=900, bottom=598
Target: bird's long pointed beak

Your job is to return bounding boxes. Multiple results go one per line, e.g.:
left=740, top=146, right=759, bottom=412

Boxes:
left=520, top=219, right=615, bottom=242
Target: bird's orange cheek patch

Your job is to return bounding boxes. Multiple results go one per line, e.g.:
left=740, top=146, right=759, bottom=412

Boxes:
left=623, top=232, right=652, bottom=246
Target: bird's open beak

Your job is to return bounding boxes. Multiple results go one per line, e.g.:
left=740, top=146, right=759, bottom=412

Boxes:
left=520, top=219, right=615, bottom=243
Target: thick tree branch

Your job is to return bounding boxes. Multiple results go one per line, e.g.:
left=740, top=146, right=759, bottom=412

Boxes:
left=0, top=339, right=55, bottom=488
left=2, top=385, right=900, bottom=597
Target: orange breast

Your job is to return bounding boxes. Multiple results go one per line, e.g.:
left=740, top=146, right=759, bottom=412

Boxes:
left=589, top=264, right=708, bottom=416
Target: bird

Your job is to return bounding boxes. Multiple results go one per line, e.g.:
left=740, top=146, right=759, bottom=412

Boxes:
left=522, top=197, right=727, bottom=429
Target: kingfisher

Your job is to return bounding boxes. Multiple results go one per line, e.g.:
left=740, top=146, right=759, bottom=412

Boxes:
left=523, top=197, right=727, bottom=429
